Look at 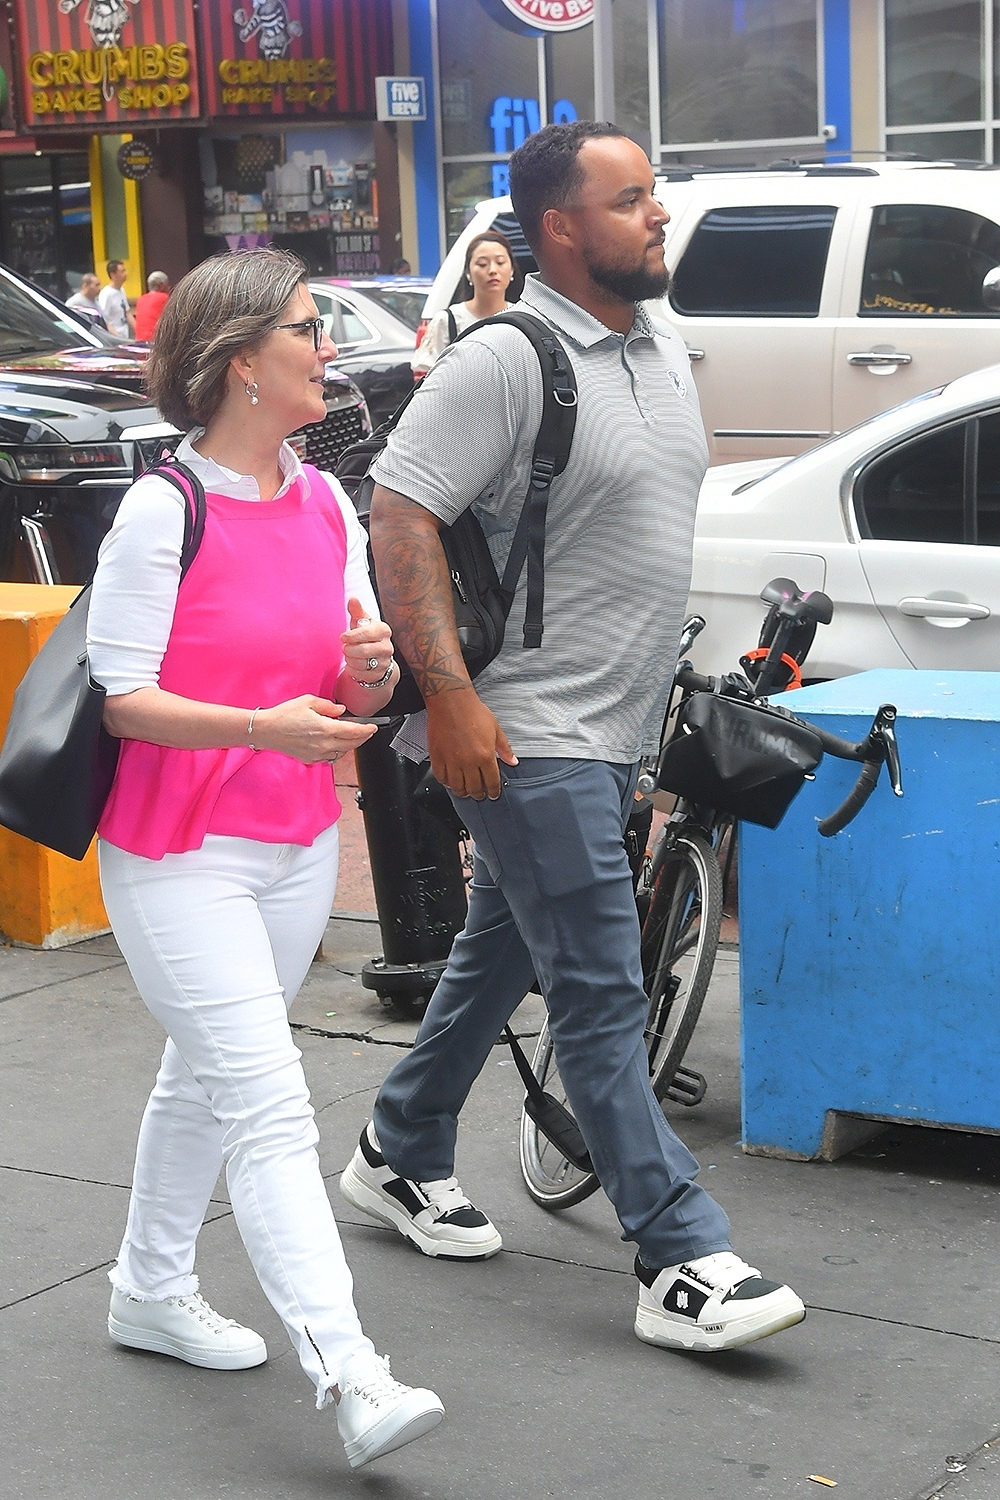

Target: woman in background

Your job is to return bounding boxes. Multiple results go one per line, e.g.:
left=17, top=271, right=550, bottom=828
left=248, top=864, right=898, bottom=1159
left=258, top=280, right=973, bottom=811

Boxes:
left=412, top=230, right=520, bottom=377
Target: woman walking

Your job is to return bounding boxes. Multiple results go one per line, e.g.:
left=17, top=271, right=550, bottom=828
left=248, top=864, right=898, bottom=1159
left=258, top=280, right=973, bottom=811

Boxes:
left=87, top=248, right=443, bottom=1471
left=412, top=230, right=520, bottom=376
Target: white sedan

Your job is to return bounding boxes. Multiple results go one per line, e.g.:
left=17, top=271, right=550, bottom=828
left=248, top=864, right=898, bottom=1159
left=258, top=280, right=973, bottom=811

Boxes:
left=687, top=362, right=1000, bottom=681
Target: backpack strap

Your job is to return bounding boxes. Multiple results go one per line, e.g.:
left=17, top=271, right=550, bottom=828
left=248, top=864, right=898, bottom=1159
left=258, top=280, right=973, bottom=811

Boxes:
left=141, top=451, right=207, bottom=580
left=446, top=306, right=458, bottom=344
left=449, top=308, right=578, bottom=650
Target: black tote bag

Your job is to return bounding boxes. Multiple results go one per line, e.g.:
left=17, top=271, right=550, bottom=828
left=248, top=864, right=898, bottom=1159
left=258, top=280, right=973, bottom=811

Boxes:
left=0, top=462, right=205, bottom=860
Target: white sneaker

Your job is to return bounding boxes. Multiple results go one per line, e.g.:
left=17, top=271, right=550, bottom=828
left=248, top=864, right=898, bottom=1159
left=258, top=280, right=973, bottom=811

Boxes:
left=340, top=1123, right=502, bottom=1259
left=634, top=1250, right=806, bottom=1352
left=108, top=1288, right=267, bottom=1370
left=335, top=1351, right=444, bottom=1469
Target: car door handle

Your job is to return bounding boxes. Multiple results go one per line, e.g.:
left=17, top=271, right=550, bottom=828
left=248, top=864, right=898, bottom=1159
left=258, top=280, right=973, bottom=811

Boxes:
left=898, top=596, right=990, bottom=620
left=686, top=347, right=705, bottom=361
left=848, top=350, right=913, bottom=366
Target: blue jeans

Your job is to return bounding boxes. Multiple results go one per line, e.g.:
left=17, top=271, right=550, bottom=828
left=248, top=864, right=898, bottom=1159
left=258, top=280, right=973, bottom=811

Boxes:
left=373, top=758, right=732, bottom=1268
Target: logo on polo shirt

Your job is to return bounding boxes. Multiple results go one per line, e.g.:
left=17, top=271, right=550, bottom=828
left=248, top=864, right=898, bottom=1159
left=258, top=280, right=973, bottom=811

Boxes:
left=668, top=370, right=687, bottom=399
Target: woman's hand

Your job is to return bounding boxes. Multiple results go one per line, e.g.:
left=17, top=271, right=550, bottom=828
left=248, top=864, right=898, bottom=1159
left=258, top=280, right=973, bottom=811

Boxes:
left=341, top=597, right=394, bottom=685
left=252, top=696, right=377, bottom=763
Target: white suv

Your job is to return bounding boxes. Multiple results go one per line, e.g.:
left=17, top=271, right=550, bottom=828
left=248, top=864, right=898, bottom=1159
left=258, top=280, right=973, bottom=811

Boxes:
left=423, top=161, right=1000, bottom=463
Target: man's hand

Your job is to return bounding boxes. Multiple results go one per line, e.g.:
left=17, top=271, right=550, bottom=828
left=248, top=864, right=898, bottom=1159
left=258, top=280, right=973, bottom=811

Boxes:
left=426, top=686, right=517, bottom=800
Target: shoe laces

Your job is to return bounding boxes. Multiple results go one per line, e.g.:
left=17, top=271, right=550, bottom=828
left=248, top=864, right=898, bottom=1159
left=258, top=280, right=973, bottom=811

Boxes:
left=344, top=1354, right=406, bottom=1405
left=418, top=1175, right=471, bottom=1215
left=685, top=1251, right=760, bottom=1293
left=168, top=1292, right=237, bottom=1332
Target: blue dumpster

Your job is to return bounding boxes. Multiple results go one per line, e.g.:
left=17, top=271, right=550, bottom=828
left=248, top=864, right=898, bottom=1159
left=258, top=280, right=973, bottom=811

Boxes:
left=739, top=670, right=1000, bottom=1160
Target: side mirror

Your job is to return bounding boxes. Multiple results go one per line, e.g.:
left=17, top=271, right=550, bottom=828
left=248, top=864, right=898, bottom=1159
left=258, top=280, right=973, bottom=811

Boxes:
left=982, top=266, right=1000, bottom=311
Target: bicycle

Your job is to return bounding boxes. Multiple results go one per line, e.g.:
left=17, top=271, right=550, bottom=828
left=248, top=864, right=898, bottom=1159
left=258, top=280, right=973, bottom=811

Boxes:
left=517, top=580, right=902, bottom=1210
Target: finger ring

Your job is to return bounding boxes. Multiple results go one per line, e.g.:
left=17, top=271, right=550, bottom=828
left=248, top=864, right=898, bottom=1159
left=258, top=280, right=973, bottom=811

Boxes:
left=366, top=657, right=380, bottom=671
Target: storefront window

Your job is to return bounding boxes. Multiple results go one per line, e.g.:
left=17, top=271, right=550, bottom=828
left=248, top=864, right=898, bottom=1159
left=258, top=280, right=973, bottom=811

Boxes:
left=443, top=161, right=497, bottom=246
left=439, top=0, right=538, bottom=159
left=884, top=0, right=982, bottom=128
left=614, top=0, right=651, bottom=153
left=201, top=126, right=379, bottom=276
left=0, top=153, right=93, bottom=298
left=659, top=0, right=819, bottom=146
left=886, top=128, right=985, bottom=160
left=548, top=26, right=594, bottom=126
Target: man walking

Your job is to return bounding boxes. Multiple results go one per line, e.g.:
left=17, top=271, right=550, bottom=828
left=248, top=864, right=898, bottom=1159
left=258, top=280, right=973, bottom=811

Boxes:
left=134, top=270, right=170, bottom=341
left=341, top=122, right=805, bottom=1354
left=66, top=272, right=105, bottom=326
left=99, top=259, right=133, bottom=339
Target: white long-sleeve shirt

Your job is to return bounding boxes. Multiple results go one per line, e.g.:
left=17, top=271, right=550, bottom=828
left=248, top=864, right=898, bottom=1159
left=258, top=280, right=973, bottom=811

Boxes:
left=87, top=431, right=380, bottom=697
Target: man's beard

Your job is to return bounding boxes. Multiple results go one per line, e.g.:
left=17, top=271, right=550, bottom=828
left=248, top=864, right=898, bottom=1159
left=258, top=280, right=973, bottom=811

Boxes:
left=584, top=246, right=673, bottom=304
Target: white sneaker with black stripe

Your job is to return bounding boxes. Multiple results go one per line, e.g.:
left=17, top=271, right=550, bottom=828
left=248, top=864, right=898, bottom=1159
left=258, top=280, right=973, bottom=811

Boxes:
left=634, top=1250, right=806, bottom=1352
left=339, top=1124, right=502, bottom=1259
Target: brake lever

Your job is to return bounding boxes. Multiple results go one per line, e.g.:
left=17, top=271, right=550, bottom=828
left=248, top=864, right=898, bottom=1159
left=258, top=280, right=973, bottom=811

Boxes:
left=872, top=704, right=903, bottom=797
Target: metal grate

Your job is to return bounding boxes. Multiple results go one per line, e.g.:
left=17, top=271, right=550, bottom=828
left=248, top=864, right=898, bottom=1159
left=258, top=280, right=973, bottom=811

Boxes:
left=295, top=404, right=366, bottom=469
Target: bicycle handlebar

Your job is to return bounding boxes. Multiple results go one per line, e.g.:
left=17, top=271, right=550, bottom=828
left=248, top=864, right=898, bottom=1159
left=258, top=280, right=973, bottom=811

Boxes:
left=672, top=666, right=903, bottom=835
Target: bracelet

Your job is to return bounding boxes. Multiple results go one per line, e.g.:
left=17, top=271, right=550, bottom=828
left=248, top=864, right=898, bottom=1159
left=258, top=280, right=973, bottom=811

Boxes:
left=357, top=661, right=395, bottom=691
left=247, top=706, right=262, bottom=751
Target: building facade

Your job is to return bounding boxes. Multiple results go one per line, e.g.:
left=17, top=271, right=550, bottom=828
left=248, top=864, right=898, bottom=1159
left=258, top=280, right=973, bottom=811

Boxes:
left=1, top=0, right=399, bottom=302
left=394, top=0, right=1000, bottom=273
left=2, top=0, right=1000, bottom=291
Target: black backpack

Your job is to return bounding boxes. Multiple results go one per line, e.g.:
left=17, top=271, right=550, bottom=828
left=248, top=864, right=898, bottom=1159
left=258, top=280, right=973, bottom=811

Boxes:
left=335, top=309, right=577, bottom=716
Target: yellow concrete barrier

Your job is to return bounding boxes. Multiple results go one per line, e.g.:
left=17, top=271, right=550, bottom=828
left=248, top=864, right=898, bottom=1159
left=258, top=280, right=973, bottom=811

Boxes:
left=0, top=584, right=111, bottom=947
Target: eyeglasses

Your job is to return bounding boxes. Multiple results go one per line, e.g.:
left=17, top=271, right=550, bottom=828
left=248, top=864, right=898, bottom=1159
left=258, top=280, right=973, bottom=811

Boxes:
left=275, top=317, right=325, bottom=350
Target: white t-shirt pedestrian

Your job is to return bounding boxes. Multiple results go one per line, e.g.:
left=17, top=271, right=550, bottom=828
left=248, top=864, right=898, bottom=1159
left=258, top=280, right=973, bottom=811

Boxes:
left=99, top=283, right=130, bottom=339
left=66, top=290, right=104, bottom=322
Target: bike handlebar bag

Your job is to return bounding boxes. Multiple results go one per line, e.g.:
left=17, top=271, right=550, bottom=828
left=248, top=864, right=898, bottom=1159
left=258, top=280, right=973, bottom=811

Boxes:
left=655, top=691, right=824, bottom=829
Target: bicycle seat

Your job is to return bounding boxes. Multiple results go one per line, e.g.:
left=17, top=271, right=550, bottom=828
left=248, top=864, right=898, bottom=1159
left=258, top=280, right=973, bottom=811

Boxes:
left=759, top=577, right=834, bottom=626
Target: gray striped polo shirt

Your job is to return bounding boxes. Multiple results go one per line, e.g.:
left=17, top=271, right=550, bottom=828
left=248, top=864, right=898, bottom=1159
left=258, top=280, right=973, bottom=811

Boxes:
left=372, top=275, right=708, bottom=763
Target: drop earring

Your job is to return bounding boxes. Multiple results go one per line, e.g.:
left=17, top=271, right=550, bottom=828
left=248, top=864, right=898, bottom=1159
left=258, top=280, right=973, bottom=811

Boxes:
left=245, top=378, right=259, bottom=406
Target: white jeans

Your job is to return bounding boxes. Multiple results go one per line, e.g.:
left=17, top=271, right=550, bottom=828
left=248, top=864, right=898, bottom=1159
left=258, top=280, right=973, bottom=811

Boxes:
left=99, top=827, right=374, bottom=1407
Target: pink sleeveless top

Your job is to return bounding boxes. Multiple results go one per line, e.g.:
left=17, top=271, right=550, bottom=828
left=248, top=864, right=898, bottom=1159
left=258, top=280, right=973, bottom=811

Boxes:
left=100, top=464, right=349, bottom=859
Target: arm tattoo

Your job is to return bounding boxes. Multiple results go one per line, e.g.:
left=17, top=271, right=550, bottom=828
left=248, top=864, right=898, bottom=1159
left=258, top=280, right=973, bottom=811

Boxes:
left=370, top=488, right=471, bottom=699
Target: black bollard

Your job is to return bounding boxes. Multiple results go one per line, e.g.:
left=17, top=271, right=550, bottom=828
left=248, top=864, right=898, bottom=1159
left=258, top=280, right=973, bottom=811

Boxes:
left=353, top=721, right=469, bottom=1015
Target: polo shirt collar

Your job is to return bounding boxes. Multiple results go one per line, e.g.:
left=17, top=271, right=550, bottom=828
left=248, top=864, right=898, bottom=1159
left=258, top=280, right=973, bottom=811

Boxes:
left=519, top=274, right=657, bottom=348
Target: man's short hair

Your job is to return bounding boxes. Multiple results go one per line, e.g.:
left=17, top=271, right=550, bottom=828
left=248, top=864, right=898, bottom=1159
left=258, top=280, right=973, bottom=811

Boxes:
left=81, top=273, right=100, bottom=292
left=147, top=270, right=170, bottom=290
left=107, top=259, right=125, bottom=277
left=509, top=121, right=628, bottom=252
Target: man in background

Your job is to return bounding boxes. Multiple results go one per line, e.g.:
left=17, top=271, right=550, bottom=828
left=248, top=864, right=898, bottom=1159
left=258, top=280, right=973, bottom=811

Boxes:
left=66, top=273, right=106, bottom=327
left=134, top=271, right=171, bottom=342
left=99, top=260, right=134, bottom=340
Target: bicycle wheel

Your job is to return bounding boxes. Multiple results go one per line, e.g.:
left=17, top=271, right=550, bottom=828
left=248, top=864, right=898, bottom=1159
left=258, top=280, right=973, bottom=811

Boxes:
left=518, top=1021, right=601, bottom=1210
left=640, top=829, right=724, bottom=1101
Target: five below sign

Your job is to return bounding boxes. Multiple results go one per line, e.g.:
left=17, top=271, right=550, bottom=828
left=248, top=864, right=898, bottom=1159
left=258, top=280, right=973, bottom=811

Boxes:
left=500, top=0, right=593, bottom=29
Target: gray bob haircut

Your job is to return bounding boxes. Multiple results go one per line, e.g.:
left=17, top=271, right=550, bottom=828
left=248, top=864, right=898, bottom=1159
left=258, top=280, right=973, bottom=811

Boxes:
left=145, top=248, right=308, bottom=430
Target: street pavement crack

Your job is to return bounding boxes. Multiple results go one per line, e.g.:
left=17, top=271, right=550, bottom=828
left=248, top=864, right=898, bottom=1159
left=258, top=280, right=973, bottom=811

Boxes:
left=0, top=958, right=126, bottom=1006
left=290, top=1022, right=540, bottom=1048
left=0, top=1259, right=115, bottom=1313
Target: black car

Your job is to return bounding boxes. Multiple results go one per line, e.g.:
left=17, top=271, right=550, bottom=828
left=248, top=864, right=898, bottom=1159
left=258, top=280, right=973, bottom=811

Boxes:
left=0, top=262, right=372, bottom=584
left=308, top=276, right=431, bottom=428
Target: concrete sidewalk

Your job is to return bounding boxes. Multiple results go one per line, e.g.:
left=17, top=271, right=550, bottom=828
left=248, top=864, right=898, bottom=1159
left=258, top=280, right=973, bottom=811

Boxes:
left=2, top=916, right=999, bottom=1500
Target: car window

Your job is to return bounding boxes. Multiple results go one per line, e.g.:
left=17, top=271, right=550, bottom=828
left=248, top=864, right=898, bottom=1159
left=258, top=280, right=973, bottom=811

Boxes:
left=670, top=205, right=837, bottom=317
left=338, top=300, right=377, bottom=345
left=974, top=411, right=1000, bottom=544
left=359, top=287, right=427, bottom=330
left=311, top=291, right=338, bottom=340
left=857, top=420, right=966, bottom=543
left=860, top=204, right=1000, bottom=317
left=0, top=268, right=102, bottom=357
